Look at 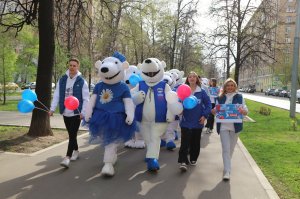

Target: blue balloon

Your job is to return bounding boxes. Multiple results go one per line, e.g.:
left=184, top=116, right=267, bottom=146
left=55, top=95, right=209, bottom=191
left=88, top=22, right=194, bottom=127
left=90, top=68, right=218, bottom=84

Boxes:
left=22, top=89, right=37, bottom=102
left=183, top=96, right=198, bottom=109
left=129, top=74, right=141, bottom=87
left=17, top=99, right=35, bottom=113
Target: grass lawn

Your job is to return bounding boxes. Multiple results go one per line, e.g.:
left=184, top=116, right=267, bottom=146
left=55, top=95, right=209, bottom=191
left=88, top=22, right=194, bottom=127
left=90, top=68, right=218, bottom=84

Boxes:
left=0, top=100, right=18, bottom=111
left=240, top=99, right=300, bottom=199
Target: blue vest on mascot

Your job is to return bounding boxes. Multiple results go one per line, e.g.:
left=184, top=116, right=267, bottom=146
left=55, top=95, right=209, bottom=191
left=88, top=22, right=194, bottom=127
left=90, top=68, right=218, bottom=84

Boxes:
left=216, top=93, right=243, bottom=134
left=59, top=74, right=84, bottom=114
left=135, top=81, right=167, bottom=122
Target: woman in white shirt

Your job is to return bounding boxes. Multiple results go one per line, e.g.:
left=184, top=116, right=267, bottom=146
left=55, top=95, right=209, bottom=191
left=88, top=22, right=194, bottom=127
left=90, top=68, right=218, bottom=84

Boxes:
left=212, top=78, right=248, bottom=180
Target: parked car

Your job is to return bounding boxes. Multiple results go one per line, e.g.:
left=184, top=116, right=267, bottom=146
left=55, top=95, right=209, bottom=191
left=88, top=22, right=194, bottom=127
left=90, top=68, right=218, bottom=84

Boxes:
left=274, top=89, right=283, bottom=96
left=20, top=83, right=31, bottom=90
left=30, top=82, right=36, bottom=89
left=297, top=89, right=300, bottom=103
left=265, top=88, right=275, bottom=96
left=279, top=90, right=287, bottom=97
left=287, top=90, right=291, bottom=98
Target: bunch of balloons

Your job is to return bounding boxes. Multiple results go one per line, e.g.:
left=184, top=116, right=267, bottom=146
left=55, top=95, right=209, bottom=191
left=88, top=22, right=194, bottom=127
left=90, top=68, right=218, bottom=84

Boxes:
left=176, top=84, right=198, bottom=109
left=17, top=89, right=48, bottom=113
left=17, top=89, right=80, bottom=114
left=129, top=74, right=143, bottom=87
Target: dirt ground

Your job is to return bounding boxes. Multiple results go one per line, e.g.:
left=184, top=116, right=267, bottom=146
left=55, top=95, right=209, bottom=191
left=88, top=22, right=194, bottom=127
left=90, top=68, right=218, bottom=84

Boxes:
left=0, top=126, right=86, bottom=154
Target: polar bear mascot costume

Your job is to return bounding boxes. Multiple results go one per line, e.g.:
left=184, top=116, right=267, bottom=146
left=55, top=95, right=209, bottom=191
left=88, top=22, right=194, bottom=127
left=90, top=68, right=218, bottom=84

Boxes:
left=123, top=65, right=145, bottom=149
left=169, top=69, right=185, bottom=90
left=161, top=71, right=179, bottom=150
left=84, top=52, right=136, bottom=176
left=168, top=69, right=185, bottom=140
left=131, top=58, right=183, bottom=171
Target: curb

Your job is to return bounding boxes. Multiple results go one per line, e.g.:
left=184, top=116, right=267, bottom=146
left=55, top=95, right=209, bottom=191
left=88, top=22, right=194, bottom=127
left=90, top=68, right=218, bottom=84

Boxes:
left=1, top=133, right=89, bottom=157
left=237, top=138, right=280, bottom=199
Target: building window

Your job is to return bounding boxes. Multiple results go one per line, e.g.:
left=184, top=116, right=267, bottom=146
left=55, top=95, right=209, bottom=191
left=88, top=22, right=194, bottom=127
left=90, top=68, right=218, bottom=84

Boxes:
left=285, top=56, right=290, bottom=63
left=286, top=26, right=291, bottom=35
left=286, top=16, right=292, bottom=23
left=284, top=47, right=291, bottom=54
left=287, top=6, right=295, bottom=13
left=285, top=37, right=291, bottom=43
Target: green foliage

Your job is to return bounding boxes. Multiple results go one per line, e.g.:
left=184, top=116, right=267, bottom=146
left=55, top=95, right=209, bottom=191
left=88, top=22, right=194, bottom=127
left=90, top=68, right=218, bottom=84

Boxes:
left=0, top=28, right=18, bottom=92
left=240, top=100, right=300, bottom=199
left=259, top=106, right=271, bottom=116
left=15, top=25, right=39, bottom=83
left=290, top=118, right=298, bottom=131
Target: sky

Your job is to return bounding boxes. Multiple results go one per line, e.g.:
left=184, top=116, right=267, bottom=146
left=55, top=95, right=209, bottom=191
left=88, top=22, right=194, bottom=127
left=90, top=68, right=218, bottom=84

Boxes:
left=195, top=0, right=263, bottom=69
left=196, top=0, right=263, bottom=32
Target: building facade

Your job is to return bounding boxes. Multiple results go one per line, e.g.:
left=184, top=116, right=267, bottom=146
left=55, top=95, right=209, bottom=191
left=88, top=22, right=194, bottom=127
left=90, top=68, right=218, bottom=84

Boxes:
left=239, top=0, right=296, bottom=92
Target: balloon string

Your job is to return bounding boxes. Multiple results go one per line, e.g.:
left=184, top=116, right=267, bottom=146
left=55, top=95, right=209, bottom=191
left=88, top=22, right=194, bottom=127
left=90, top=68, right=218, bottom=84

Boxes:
left=36, top=100, right=50, bottom=111
left=34, top=107, right=49, bottom=113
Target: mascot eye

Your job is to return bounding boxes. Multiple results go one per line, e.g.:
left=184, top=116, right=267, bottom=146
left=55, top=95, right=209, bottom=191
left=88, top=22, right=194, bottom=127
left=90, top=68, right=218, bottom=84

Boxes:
left=133, top=71, right=136, bottom=73
left=102, top=61, right=105, bottom=64
left=115, top=61, right=118, bottom=64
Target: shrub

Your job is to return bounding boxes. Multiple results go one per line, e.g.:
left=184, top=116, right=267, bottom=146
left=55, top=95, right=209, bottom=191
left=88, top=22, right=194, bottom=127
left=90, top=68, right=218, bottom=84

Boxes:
left=259, top=106, right=271, bottom=116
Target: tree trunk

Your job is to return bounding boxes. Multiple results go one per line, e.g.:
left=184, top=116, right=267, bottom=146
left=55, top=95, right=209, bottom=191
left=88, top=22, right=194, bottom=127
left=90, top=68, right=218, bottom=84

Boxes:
left=28, top=0, right=54, bottom=137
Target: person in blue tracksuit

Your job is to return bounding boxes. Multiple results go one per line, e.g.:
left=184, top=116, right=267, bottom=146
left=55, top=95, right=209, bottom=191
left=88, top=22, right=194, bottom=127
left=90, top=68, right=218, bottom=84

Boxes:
left=178, top=71, right=211, bottom=171
left=212, top=78, right=248, bottom=180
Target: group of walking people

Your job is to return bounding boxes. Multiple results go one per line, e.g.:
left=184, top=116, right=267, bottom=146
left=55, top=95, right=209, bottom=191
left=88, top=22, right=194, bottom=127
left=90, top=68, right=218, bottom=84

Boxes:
left=49, top=57, right=248, bottom=181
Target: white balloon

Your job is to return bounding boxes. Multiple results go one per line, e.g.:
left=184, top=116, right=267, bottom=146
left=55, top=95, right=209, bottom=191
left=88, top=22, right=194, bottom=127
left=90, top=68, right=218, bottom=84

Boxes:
left=169, top=101, right=183, bottom=115
left=166, top=91, right=179, bottom=104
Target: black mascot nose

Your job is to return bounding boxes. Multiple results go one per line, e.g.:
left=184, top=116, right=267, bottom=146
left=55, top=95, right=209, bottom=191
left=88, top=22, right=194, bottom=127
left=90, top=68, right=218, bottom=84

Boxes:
left=101, top=67, right=109, bottom=73
left=125, top=80, right=130, bottom=84
left=145, top=59, right=152, bottom=64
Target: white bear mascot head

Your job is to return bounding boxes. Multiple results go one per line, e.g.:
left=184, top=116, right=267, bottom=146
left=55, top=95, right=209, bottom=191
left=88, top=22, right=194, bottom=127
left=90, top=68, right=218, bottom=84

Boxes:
left=95, top=52, right=129, bottom=85
left=169, top=69, right=185, bottom=87
left=139, top=58, right=166, bottom=84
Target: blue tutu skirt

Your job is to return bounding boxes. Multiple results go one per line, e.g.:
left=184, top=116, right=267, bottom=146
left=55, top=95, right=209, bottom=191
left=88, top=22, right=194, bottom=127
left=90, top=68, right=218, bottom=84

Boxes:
left=88, top=110, right=136, bottom=146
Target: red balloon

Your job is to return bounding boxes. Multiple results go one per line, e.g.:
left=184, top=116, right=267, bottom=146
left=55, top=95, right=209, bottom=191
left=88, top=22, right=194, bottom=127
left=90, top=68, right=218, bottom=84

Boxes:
left=64, top=96, right=79, bottom=110
left=177, top=84, right=191, bottom=101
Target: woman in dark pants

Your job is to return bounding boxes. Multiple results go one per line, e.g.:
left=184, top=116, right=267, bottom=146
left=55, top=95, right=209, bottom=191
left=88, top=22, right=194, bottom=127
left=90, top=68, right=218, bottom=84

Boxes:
left=178, top=71, right=211, bottom=171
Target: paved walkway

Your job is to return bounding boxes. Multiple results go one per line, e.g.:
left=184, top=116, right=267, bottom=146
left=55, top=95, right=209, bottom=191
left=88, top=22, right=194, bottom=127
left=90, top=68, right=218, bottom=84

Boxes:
left=0, top=111, right=280, bottom=199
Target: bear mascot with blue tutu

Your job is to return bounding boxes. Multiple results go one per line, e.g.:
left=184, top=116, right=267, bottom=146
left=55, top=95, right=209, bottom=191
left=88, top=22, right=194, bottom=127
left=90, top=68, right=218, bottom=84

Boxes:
left=123, top=65, right=146, bottom=149
left=131, top=58, right=183, bottom=171
left=84, top=52, right=136, bottom=176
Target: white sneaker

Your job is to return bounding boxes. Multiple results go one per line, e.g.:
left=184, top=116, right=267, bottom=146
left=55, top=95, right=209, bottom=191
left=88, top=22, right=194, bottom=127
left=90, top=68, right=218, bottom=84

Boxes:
left=101, top=163, right=115, bottom=176
left=179, top=163, right=187, bottom=172
left=60, top=157, right=70, bottom=168
left=223, top=171, right=230, bottom=181
left=70, top=150, right=79, bottom=161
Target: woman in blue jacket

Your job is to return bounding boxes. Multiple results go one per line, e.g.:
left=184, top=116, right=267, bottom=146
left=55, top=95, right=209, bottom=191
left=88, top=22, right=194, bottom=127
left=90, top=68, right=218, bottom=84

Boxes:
left=178, top=71, right=211, bottom=171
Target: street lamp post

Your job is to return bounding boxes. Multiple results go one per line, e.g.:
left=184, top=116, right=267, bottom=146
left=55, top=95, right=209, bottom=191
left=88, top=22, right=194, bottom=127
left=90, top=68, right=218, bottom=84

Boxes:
left=290, top=0, right=300, bottom=118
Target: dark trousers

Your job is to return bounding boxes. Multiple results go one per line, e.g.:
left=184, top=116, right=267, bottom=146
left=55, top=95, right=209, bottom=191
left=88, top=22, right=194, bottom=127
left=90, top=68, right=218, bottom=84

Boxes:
left=205, top=103, right=215, bottom=130
left=63, top=115, right=81, bottom=157
left=178, top=127, right=202, bottom=164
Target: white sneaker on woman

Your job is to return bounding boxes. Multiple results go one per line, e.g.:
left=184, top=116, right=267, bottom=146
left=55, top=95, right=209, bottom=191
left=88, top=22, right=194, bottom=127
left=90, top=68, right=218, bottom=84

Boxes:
left=223, top=171, right=230, bottom=181
left=60, top=157, right=70, bottom=168
left=70, top=150, right=79, bottom=161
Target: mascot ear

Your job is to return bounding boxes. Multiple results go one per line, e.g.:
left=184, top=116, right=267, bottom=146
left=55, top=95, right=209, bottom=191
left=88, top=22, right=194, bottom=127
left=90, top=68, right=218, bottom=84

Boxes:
left=122, top=61, right=129, bottom=69
left=161, top=61, right=166, bottom=68
left=95, top=60, right=102, bottom=70
left=180, top=71, right=185, bottom=77
left=137, top=63, right=142, bottom=69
